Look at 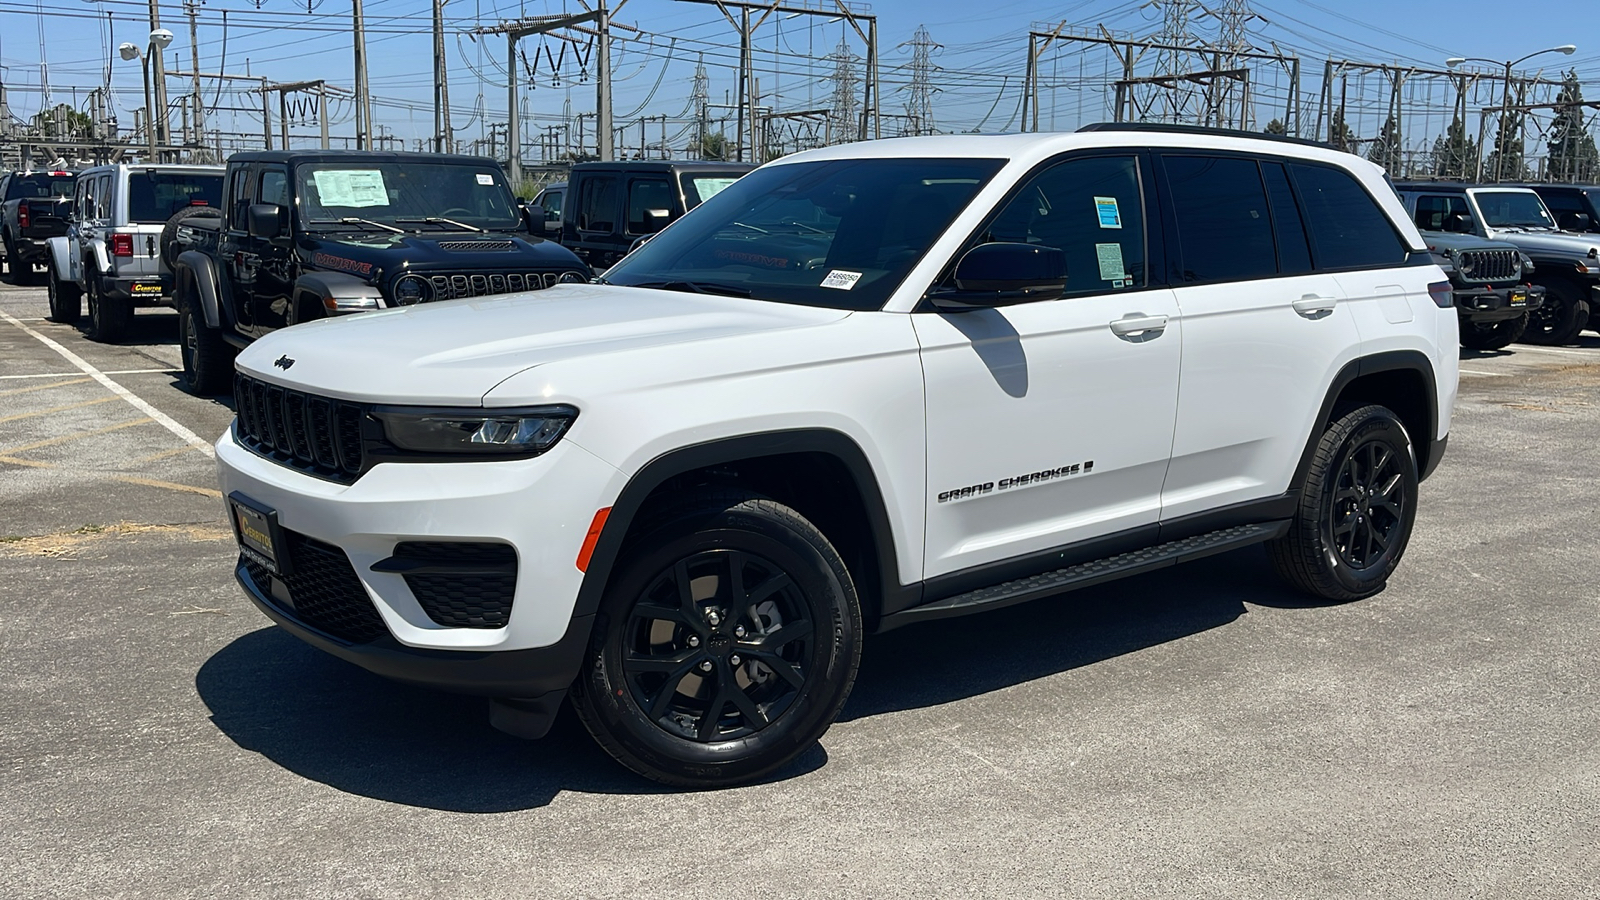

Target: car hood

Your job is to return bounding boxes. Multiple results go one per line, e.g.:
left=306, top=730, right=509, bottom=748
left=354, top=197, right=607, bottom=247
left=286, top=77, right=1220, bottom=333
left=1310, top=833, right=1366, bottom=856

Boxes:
left=1419, top=230, right=1514, bottom=253
left=295, top=231, right=582, bottom=276
left=1482, top=227, right=1600, bottom=258
left=234, top=283, right=852, bottom=404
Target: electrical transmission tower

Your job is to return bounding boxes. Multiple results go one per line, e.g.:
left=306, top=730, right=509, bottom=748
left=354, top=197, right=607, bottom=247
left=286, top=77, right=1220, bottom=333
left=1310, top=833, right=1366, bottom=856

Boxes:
left=689, top=54, right=711, bottom=158
left=1209, top=0, right=1261, bottom=128
left=830, top=38, right=861, bottom=144
left=900, top=25, right=940, bottom=135
left=1149, top=0, right=1202, bottom=122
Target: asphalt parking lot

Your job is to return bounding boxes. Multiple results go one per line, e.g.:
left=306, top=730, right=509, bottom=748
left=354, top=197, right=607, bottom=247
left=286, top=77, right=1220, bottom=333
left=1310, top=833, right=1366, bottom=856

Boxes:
left=2, top=280, right=1598, bottom=899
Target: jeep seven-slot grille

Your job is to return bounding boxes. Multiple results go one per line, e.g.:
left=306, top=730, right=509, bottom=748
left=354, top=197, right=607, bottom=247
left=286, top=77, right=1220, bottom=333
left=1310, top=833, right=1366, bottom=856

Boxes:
left=234, top=373, right=365, bottom=482
left=429, top=271, right=561, bottom=301
left=1456, top=249, right=1520, bottom=283
left=242, top=530, right=388, bottom=644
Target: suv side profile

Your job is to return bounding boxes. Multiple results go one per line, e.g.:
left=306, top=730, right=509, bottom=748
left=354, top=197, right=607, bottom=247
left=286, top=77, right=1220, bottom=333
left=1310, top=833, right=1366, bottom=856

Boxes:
left=560, top=160, right=754, bottom=270
left=216, top=126, right=1456, bottom=788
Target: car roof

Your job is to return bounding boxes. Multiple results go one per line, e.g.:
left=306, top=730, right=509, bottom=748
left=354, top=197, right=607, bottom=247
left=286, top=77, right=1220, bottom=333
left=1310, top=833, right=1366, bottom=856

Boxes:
left=229, top=149, right=499, bottom=165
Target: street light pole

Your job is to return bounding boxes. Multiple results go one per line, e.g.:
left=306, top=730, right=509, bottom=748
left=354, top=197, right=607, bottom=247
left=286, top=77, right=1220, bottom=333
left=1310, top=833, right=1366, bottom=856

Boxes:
left=1446, top=45, right=1576, bottom=183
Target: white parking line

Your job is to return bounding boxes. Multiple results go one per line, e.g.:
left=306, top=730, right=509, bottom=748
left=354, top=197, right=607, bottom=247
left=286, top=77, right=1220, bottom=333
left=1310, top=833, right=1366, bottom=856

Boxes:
left=1459, top=369, right=1510, bottom=376
left=0, top=368, right=178, bottom=380
left=0, top=310, right=214, bottom=458
left=1511, top=345, right=1600, bottom=357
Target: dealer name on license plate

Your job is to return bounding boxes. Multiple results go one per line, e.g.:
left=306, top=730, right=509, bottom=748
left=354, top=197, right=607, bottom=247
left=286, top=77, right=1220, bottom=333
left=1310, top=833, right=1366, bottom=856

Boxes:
left=230, top=493, right=281, bottom=573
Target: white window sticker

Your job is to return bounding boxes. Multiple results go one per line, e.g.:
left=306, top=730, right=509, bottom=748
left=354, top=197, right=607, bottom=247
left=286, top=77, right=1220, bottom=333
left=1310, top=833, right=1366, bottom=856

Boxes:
left=689, top=176, right=740, bottom=202
left=476, top=173, right=495, bottom=186
left=312, top=169, right=389, bottom=208
left=1095, top=243, right=1127, bottom=282
left=820, top=269, right=863, bottom=291
left=1094, top=196, right=1123, bottom=229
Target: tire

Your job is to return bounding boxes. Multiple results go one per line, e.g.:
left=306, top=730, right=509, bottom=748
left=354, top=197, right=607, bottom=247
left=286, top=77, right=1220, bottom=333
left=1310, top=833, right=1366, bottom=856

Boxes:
left=1523, top=280, right=1589, bottom=345
left=161, top=206, right=221, bottom=269
left=177, top=280, right=233, bottom=395
left=571, top=491, right=863, bottom=788
left=83, top=272, right=132, bottom=343
left=1269, top=405, right=1419, bottom=602
left=1, top=234, right=13, bottom=280
left=47, top=267, right=81, bottom=324
left=1458, top=314, right=1526, bottom=351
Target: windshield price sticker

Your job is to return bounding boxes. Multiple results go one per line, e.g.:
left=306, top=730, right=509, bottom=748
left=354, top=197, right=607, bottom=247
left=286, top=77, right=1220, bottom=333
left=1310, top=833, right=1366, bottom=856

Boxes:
left=476, top=173, right=495, bottom=186
left=313, top=169, right=390, bottom=208
left=820, top=269, right=863, bottom=291
left=1094, top=196, right=1122, bottom=229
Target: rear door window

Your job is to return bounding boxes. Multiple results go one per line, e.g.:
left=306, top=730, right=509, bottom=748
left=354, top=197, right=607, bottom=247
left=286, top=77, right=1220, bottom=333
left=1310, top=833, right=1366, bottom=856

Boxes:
left=127, top=172, right=224, bottom=223
left=577, top=175, right=619, bottom=232
left=95, top=174, right=113, bottom=220
left=1163, top=154, right=1277, bottom=283
left=229, top=167, right=254, bottom=231
left=1261, top=161, right=1312, bottom=275
left=1290, top=163, right=1408, bottom=269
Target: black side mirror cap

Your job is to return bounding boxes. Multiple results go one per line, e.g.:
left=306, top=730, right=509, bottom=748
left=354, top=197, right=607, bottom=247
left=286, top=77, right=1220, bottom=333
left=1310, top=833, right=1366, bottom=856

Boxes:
left=247, top=203, right=284, bottom=239
left=1444, top=213, right=1476, bottom=234
left=929, top=242, right=1067, bottom=311
left=1559, top=211, right=1592, bottom=232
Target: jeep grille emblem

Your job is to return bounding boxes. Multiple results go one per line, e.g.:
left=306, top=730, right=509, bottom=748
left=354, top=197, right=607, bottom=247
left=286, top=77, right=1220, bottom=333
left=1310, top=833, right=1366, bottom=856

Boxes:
left=273, top=355, right=295, bottom=370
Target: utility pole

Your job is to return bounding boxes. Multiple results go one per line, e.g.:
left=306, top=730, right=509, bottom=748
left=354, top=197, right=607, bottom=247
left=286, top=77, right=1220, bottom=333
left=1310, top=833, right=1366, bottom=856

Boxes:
left=353, top=0, right=372, bottom=149
left=255, top=80, right=347, bottom=150
left=432, top=0, right=452, bottom=152
left=185, top=0, right=204, bottom=151
left=597, top=0, right=613, bottom=162
left=148, top=0, right=170, bottom=151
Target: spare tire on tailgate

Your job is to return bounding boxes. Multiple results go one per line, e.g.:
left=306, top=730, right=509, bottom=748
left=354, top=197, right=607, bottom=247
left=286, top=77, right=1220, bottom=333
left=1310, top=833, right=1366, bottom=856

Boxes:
left=161, top=206, right=222, bottom=269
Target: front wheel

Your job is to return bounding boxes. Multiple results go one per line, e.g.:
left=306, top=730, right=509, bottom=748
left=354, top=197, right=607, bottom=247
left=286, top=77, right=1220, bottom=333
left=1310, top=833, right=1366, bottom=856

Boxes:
left=47, top=268, right=82, bottom=324
left=1523, top=281, right=1589, bottom=345
left=1270, top=405, right=1419, bottom=602
left=84, top=275, right=132, bottom=343
left=571, top=492, right=862, bottom=788
left=177, top=289, right=233, bottom=395
left=1458, top=314, right=1525, bottom=351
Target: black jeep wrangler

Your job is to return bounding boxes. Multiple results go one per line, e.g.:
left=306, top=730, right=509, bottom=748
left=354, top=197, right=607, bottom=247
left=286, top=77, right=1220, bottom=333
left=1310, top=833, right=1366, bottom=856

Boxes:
left=170, top=150, right=590, bottom=394
left=1419, top=224, right=1545, bottom=350
left=557, top=160, right=754, bottom=270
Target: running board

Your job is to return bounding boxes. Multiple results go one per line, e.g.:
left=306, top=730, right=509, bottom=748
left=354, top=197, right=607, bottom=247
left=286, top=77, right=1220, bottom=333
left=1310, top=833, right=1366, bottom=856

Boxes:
left=884, top=521, right=1290, bottom=629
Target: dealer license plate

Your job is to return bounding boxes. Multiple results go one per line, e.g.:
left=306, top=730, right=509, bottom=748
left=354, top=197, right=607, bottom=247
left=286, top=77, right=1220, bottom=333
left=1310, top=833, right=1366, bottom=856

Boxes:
left=1510, top=288, right=1528, bottom=307
left=230, top=493, right=281, bottom=573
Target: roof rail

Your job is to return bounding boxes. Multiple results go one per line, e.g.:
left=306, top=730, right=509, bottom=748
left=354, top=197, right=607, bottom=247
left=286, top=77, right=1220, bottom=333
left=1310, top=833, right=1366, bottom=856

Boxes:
left=1076, top=122, right=1332, bottom=150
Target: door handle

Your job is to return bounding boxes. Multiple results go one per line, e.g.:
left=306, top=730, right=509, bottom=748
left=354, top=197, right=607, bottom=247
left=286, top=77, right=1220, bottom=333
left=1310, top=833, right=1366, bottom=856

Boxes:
left=1108, top=313, right=1169, bottom=339
left=1292, top=294, right=1338, bottom=317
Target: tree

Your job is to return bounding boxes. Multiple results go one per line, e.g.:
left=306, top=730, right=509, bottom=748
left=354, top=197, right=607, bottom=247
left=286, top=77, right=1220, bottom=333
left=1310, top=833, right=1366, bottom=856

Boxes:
left=1366, top=115, right=1402, bottom=174
left=1327, top=109, right=1357, bottom=154
left=1431, top=115, right=1478, bottom=180
left=29, top=103, right=92, bottom=139
left=1263, top=118, right=1286, bottom=135
left=1547, top=70, right=1600, bottom=183
left=698, top=131, right=729, bottom=161
left=1483, top=110, right=1530, bottom=183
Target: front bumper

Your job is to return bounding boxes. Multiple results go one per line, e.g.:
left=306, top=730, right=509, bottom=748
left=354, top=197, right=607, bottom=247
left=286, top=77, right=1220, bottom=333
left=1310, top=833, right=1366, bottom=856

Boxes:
left=1453, top=283, right=1544, bottom=322
left=216, top=426, right=623, bottom=664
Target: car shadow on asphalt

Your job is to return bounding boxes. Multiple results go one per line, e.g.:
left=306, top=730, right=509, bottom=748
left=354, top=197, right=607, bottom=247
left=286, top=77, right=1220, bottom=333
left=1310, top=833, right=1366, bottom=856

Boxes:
left=193, top=545, right=1326, bottom=810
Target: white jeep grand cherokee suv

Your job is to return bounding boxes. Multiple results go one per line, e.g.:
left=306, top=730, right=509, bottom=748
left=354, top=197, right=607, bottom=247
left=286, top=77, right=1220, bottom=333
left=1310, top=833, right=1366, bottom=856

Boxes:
left=217, top=124, right=1457, bottom=787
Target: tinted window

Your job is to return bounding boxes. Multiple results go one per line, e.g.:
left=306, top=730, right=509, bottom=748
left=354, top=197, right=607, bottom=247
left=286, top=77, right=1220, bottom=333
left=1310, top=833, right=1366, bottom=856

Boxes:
left=1261, top=161, right=1312, bottom=275
left=259, top=169, right=288, bottom=208
left=1290, top=164, right=1408, bottom=269
left=1538, top=189, right=1584, bottom=216
left=577, top=175, right=618, bottom=232
left=603, top=157, right=1005, bottom=311
left=982, top=154, right=1146, bottom=295
left=127, top=172, right=224, bottom=223
left=1165, top=155, right=1276, bottom=282
left=1471, top=190, right=1555, bottom=229
left=1412, top=194, right=1471, bottom=232
left=9, top=174, right=74, bottom=199
left=229, top=168, right=252, bottom=230
left=95, top=174, right=113, bottom=219
left=627, top=178, right=674, bottom=233
left=540, top=190, right=563, bottom=215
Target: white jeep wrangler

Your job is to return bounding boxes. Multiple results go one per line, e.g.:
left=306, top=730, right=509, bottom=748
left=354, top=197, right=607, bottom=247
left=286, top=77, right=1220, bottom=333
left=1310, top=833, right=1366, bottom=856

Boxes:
left=216, top=125, right=1457, bottom=787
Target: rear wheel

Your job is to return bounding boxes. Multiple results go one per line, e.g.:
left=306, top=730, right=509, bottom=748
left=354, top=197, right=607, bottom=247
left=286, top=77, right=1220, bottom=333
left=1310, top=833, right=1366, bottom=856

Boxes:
left=572, top=492, right=862, bottom=788
left=177, top=283, right=233, bottom=395
left=1458, top=314, right=1525, bottom=351
left=84, top=272, right=132, bottom=343
left=1270, top=405, right=1419, bottom=602
left=47, top=268, right=82, bottom=324
left=1523, top=280, right=1589, bottom=345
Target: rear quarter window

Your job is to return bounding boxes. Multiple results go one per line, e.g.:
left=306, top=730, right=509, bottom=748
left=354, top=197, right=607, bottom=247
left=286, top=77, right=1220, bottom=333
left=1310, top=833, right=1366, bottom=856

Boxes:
left=1290, top=164, right=1408, bottom=270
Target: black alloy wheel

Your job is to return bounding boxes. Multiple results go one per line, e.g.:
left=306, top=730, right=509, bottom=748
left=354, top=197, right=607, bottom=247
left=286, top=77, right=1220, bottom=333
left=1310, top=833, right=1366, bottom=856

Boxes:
left=1457, top=314, right=1525, bottom=351
left=176, top=287, right=232, bottom=395
left=84, top=273, right=131, bottom=343
left=572, top=492, right=862, bottom=788
left=1270, top=405, right=1418, bottom=601
left=1523, top=281, right=1589, bottom=345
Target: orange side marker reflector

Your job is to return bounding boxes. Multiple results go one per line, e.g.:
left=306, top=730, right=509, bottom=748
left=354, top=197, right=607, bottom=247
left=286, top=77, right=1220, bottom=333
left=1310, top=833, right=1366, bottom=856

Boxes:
left=576, top=507, right=611, bottom=572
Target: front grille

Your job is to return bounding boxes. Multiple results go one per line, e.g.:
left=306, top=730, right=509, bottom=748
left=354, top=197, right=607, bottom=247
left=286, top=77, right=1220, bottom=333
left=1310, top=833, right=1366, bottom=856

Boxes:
left=242, top=530, right=388, bottom=644
left=428, top=271, right=561, bottom=301
left=392, top=541, right=518, bottom=629
left=235, top=373, right=366, bottom=483
left=1456, top=249, right=1519, bottom=283
left=437, top=240, right=515, bottom=251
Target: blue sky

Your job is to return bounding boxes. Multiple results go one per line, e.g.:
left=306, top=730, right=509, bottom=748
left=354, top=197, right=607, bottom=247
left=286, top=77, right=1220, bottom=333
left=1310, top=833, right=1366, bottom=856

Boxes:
left=1, top=0, right=1595, bottom=151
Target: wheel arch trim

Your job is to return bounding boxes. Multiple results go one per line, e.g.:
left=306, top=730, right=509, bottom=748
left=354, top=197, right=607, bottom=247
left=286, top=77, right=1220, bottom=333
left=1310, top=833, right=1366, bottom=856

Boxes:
left=1293, top=349, right=1440, bottom=490
left=173, top=249, right=225, bottom=329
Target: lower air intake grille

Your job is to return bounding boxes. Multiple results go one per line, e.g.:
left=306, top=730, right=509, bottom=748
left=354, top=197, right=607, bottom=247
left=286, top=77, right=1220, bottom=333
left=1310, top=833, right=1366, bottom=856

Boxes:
left=392, top=541, right=518, bottom=629
left=242, top=530, right=388, bottom=644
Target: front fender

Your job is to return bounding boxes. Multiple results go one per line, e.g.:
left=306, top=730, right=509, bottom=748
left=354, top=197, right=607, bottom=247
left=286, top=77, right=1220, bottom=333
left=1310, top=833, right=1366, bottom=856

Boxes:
left=174, top=250, right=225, bottom=329
left=46, top=236, right=75, bottom=281
left=292, top=271, right=385, bottom=322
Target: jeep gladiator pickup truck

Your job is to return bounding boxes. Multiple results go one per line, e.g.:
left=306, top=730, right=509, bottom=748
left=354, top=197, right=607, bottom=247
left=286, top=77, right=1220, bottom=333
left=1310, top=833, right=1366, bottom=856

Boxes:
left=44, top=163, right=224, bottom=341
left=171, top=149, right=590, bottom=394
left=1, top=169, right=76, bottom=284
left=217, top=125, right=1457, bottom=787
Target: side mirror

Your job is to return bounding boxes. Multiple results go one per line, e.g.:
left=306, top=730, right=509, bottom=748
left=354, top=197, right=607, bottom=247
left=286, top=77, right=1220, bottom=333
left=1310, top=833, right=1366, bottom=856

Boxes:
left=1559, top=211, right=1592, bottom=232
left=1444, top=213, right=1475, bottom=234
left=543, top=209, right=562, bottom=234
left=929, top=242, right=1067, bottom=311
left=638, top=208, right=672, bottom=234
left=247, top=203, right=283, bottom=239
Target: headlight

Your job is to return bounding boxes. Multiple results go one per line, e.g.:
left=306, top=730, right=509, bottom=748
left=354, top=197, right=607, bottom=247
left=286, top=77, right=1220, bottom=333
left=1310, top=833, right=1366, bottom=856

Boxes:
left=1519, top=252, right=1534, bottom=273
left=1457, top=254, right=1475, bottom=275
left=393, top=274, right=432, bottom=305
left=372, top=405, right=577, bottom=456
left=559, top=271, right=587, bottom=284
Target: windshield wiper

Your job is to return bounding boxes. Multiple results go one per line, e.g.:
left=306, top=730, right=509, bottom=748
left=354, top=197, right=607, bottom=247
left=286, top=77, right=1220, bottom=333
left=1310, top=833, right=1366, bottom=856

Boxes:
left=626, top=280, right=753, bottom=298
left=309, top=216, right=405, bottom=234
left=394, top=216, right=486, bottom=233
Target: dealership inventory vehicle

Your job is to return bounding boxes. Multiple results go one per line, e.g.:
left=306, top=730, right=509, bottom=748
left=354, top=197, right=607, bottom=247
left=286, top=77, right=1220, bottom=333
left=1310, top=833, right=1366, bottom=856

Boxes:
left=1, top=169, right=76, bottom=283
left=43, top=163, right=225, bottom=341
left=218, top=125, right=1456, bottom=787
left=1410, top=219, right=1543, bottom=350
left=172, top=150, right=590, bottom=395
left=1522, top=183, right=1600, bottom=234
left=557, top=160, right=754, bottom=269
left=1394, top=182, right=1600, bottom=343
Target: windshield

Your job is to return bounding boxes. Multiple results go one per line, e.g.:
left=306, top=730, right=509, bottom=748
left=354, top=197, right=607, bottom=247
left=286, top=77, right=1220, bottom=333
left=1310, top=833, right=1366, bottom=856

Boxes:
left=1474, top=191, right=1556, bottom=229
left=9, top=174, right=74, bottom=200
left=603, top=157, right=1006, bottom=311
left=128, top=172, right=223, bottom=223
left=294, top=161, right=522, bottom=232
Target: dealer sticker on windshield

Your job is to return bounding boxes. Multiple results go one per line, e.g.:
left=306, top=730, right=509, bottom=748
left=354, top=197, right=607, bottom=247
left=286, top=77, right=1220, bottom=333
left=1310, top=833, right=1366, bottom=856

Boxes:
left=820, top=269, right=863, bottom=290
left=476, top=173, right=494, bottom=186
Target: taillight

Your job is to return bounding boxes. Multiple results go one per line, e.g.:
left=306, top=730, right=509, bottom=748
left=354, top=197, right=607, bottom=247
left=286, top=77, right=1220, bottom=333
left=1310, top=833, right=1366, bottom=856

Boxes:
left=16, top=202, right=28, bottom=228
left=1428, top=281, right=1454, bottom=309
left=111, top=233, right=134, bottom=257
